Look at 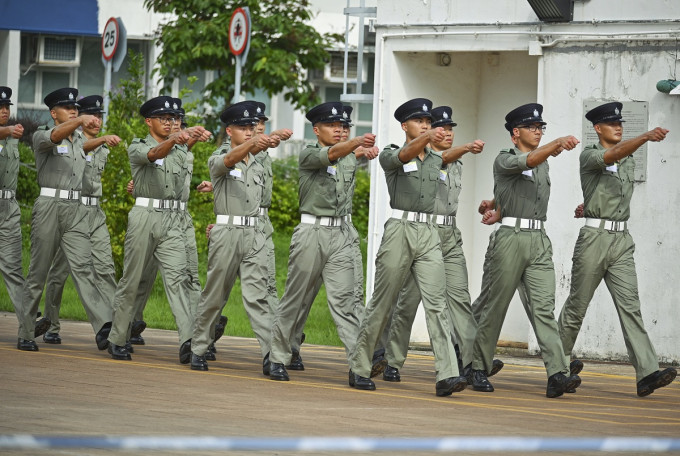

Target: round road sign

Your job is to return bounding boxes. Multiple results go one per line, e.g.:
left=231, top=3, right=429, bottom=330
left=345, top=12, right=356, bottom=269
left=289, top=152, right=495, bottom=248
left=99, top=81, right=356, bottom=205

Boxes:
left=229, top=8, right=250, bottom=56
left=102, top=17, right=120, bottom=61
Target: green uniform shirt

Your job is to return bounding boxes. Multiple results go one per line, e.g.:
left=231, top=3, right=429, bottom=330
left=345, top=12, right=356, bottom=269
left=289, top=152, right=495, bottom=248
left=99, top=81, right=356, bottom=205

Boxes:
left=580, top=142, right=634, bottom=221
left=379, top=143, right=442, bottom=213
left=128, top=134, right=185, bottom=200
left=180, top=147, right=193, bottom=203
left=0, top=135, right=19, bottom=191
left=298, top=143, right=349, bottom=217
left=33, top=125, right=86, bottom=190
left=493, top=147, right=550, bottom=220
left=434, top=159, right=462, bottom=217
left=339, top=152, right=357, bottom=214
left=254, top=150, right=273, bottom=209
left=209, top=144, right=264, bottom=216
left=81, top=145, right=109, bottom=198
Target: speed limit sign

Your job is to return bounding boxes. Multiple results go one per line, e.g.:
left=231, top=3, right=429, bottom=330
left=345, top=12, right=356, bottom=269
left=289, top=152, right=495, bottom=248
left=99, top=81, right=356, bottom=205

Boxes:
left=102, top=17, right=120, bottom=61
left=229, top=8, right=250, bottom=56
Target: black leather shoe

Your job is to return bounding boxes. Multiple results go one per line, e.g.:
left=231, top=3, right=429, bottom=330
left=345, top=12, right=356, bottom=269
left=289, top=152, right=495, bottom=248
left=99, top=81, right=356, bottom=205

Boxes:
left=95, top=322, right=112, bottom=350
left=130, top=320, right=146, bottom=340
left=179, top=340, right=191, bottom=364
left=17, top=338, right=39, bottom=351
left=436, top=376, right=468, bottom=396
left=637, top=368, right=677, bottom=397
left=124, top=341, right=134, bottom=354
left=489, top=359, right=504, bottom=377
left=214, top=315, right=228, bottom=343
left=463, top=364, right=473, bottom=385
left=34, top=317, right=51, bottom=338
left=191, top=353, right=209, bottom=371
left=472, top=370, right=494, bottom=392
left=287, top=350, right=304, bottom=370
left=383, top=365, right=401, bottom=382
left=349, top=370, right=376, bottom=390
left=205, top=344, right=216, bottom=361
left=262, top=352, right=271, bottom=376
left=370, top=357, right=387, bottom=378
left=570, top=359, right=584, bottom=376
left=270, top=362, right=289, bottom=381
left=546, top=372, right=581, bottom=398
left=129, top=335, right=145, bottom=345
left=43, top=332, right=62, bottom=344
left=108, top=343, right=131, bottom=360
left=300, top=332, right=306, bottom=345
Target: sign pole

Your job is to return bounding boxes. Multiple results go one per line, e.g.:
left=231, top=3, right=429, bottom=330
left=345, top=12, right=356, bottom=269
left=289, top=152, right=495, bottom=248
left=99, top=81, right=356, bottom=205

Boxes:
left=233, top=55, right=242, bottom=103
left=103, top=59, right=112, bottom=125
left=229, top=7, right=251, bottom=105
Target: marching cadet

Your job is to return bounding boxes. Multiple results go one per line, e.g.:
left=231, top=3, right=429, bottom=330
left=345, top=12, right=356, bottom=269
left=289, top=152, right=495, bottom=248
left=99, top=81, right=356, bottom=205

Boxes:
left=0, top=87, right=49, bottom=337
left=348, top=98, right=467, bottom=396
left=558, top=101, right=676, bottom=396
left=380, top=105, right=487, bottom=383
left=18, top=88, right=112, bottom=351
left=42, top=95, right=121, bottom=344
left=469, top=103, right=582, bottom=398
left=288, top=105, right=378, bottom=371
left=107, top=96, right=201, bottom=362
left=268, top=101, right=375, bottom=382
left=189, top=100, right=276, bottom=372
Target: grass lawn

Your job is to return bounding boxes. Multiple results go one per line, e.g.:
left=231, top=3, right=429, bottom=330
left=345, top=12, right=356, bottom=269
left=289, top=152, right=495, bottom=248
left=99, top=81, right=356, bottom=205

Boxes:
left=0, top=208, right=369, bottom=348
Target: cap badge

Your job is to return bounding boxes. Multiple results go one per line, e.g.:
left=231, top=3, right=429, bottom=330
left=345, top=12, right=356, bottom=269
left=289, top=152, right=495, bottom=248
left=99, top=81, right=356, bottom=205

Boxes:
left=331, top=107, right=338, bottom=115
left=68, top=92, right=74, bottom=100
left=342, top=111, right=348, bottom=118
left=256, top=107, right=262, bottom=113
left=244, top=110, right=249, bottom=117
left=164, top=101, right=170, bottom=108
left=533, top=109, right=539, bottom=117
left=614, top=107, right=620, bottom=115
left=173, top=103, right=178, bottom=110
left=96, top=100, right=101, bottom=107
left=1, top=92, right=6, bottom=99
left=443, top=112, right=449, bottom=119
left=423, top=104, right=428, bottom=112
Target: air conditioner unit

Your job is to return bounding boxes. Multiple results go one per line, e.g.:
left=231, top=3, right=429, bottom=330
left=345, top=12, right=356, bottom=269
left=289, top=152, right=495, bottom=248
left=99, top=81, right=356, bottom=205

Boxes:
left=323, top=52, right=368, bottom=84
left=37, top=36, right=82, bottom=66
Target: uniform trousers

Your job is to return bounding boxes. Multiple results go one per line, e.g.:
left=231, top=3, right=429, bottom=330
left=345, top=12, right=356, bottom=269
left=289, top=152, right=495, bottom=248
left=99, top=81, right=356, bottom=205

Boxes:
left=349, top=218, right=459, bottom=382
left=0, top=199, right=24, bottom=321
left=191, top=223, right=270, bottom=356
left=108, top=207, right=193, bottom=346
left=270, top=221, right=359, bottom=365
left=18, top=197, right=109, bottom=341
left=472, top=226, right=569, bottom=378
left=558, top=226, right=659, bottom=382
left=44, top=204, right=117, bottom=333
left=385, top=224, right=477, bottom=369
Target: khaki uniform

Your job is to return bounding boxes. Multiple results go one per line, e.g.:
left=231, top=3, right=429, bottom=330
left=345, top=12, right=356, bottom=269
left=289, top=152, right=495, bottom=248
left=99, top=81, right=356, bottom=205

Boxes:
left=191, top=144, right=271, bottom=357
left=108, top=134, right=193, bottom=347
left=270, top=144, right=360, bottom=366
left=44, top=144, right=117, bottom=333
left=558, top=143, right=659, bottom=382
left=349, top=144, right=459, bottom=382
left=0, top=135, right=24, bottom=318
left=18, top=126, right=110, bottom=341
left=255, top=149, right=278, bottom=311
left=472, top=147, right=569, bottom=378
left=386, top=159, right=477, bottom=369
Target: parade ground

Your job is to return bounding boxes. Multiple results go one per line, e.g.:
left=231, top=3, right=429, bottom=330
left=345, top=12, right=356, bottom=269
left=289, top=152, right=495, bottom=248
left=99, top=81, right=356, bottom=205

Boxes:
left=0, top=312, right=678, bottom=456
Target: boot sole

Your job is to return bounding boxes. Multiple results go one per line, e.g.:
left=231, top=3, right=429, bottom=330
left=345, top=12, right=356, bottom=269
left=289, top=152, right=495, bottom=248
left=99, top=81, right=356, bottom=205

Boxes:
left=370, top=359, right=387, bottom=378
left=488, top=360, right=504, bottom=377
left=437, top=381, right=467, bottom=397
left=639, top=369, right=677, bottom=397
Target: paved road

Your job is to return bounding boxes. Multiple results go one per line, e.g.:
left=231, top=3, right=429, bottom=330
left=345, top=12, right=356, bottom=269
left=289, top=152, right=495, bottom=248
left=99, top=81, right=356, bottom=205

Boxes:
left=0, top=313, right=678, bottom=455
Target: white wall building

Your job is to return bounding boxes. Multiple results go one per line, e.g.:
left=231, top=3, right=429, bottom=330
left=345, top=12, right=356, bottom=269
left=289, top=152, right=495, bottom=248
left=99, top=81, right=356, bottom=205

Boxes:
left=366, top=0, right=680, bottom=363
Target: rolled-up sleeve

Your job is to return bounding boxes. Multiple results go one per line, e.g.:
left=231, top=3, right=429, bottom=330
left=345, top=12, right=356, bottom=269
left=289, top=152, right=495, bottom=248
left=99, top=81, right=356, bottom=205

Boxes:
left=580, top=144, right=607, bottom=171
left=299, top=146, right=333, bottom=170
left=379, top=146, right=404, bottom=171
left=128, top=142, right=153, bottom=166
left=494, top=149, right=530, bottom=174
left=32, top=128, right=56, bottom=154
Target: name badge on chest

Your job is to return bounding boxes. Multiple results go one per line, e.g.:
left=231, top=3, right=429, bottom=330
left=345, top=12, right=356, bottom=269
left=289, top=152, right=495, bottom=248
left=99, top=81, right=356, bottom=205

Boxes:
left=230, top=168, right=243, bottom=179
left=57, top=145, right=69, bottom=155
left=522, top=169, right=533, bottom=177
left=153, top=158, right=164, bottom=166
left=86, top=153, right=93, bottom=162
left=403, top=161, right=417, bottom=173
left=327, top=165, right=337, bottom=176
left=439, top=170, right=447, bottom=181
left=605, top=163, right=618, bottom=173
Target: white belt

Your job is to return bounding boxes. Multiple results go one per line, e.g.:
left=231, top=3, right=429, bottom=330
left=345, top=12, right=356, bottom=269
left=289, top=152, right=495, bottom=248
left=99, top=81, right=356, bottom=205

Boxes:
left=0, top=189, right=15, bottom=199
left=391, top=209, right=432, bottom=223
left=300, top=214, right=343, bottom=227
left=259, top=207, right=268, bottom=216
left=179, top=201, right=187, bottom=211
left=434, top=215, right=455, bottom=226
left=40, top=187, right=81, bottom=200
left=81, top=196, right=99, bottom=206
left=345, top=214, right=352, bottom=223
left=585, top=218, right=627, bottom=232
left=135, top=197, right=180, bottom=210
left=216, top=214, right=258, bottom=226
left=501, top=217, right=544, bottom=230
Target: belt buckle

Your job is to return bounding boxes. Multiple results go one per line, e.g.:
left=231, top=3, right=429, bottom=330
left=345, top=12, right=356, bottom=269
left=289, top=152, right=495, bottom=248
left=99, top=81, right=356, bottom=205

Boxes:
left=612, top=221, right=621, bottom=231
left=528, top=219, right=539, bottom=229
left=243, top=217, right=251, bottom=226
left=416, top=212, right=426, bottom=223
left=67, top=190, right=75, bottom=199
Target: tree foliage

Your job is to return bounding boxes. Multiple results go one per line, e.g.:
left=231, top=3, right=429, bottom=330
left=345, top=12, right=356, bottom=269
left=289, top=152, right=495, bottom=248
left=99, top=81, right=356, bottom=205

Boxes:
left=143, top=0, right=341, bottom=114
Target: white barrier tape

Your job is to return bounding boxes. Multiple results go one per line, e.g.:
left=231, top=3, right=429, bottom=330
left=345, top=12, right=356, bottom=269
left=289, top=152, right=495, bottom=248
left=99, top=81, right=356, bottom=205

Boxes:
left=0, top=436, right=678, bottom=452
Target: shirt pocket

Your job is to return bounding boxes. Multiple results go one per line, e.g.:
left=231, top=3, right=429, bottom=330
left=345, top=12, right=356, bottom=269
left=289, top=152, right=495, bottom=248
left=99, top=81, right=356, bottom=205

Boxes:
left=601, top=170, right=622, bottom=195
left=517, top=173, right=536, bottom=200
left=226, top=170, right=246, bottom=198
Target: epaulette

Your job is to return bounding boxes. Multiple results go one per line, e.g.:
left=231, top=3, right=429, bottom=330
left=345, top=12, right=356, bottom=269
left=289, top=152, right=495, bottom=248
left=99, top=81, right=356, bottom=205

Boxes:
left=131, top=138, right=144, bottom=144
left=383, top=144, right=399, bottom=151
left=37, top=125, right=50, bottom=131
